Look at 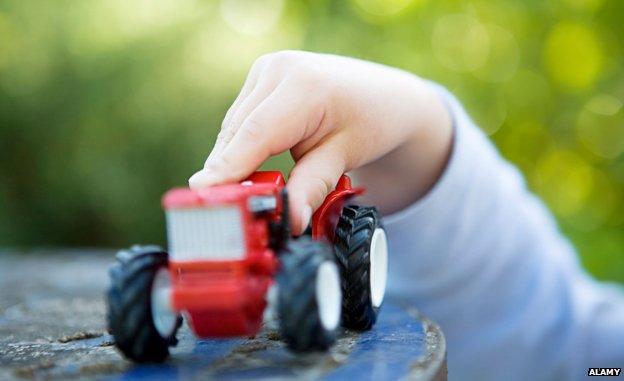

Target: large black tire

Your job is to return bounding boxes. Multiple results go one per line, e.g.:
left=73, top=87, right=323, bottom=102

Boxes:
left=277, top=237, right=340, bottom=351
left=334, top=205, right=387, bottom=331
left=106, top=245, right=181, bottom=363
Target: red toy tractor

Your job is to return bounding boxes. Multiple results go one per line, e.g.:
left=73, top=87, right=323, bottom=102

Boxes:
left=106, top=171, right=388, bottom=362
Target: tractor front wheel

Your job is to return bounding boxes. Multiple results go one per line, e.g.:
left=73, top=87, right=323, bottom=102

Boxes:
left=106, top=245, right=181, bottom=363
left=277, top=237, right=341, bottom=351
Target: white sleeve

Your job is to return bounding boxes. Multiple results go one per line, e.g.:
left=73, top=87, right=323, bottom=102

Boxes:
left=383, top=83, right=624, bottom=380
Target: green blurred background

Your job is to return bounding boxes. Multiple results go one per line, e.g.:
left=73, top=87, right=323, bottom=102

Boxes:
left=0, top=0, right=622, bottom=282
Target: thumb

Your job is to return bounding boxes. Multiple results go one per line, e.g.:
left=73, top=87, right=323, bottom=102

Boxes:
left=286, top=145, right=346, bottom=235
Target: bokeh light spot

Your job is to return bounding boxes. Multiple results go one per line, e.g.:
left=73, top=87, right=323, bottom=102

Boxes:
left=576, top=96, right=624, bottom=160
left=566, top=169, right=618, bottom=231
left=586, top=94, right=623, bottom=116
left=66, top=0, right=201, bottom=55
left=476, top=96, right=507, bottom=136
left=351, top=0, right=417, bottom=18
left=220, top=0, right=284, bottom=36
left=535, top=150, right=594, bottom=216
left=544, top=22, right=603, bottom=90
left=432, top=14, right=490, bottom=73
left=115, top=0, right=198, bottom=36
left=474, top=25, right=520, bottom=83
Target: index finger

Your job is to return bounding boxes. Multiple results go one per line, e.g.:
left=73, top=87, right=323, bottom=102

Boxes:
left=188, top=80, right=324, bottom=188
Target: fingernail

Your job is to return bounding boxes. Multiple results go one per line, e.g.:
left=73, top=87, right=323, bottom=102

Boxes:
left=300, top=204, right=312, bottom=233
left=188, top=169, right=218, bottom=189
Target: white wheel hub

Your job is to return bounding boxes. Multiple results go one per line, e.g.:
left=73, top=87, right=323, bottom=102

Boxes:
left=262, top=282, right=279, bottom=330
left=151, top=267, right=178, bottom=338
left=369, top=228, right=388, bottom=308
left=316, top=261, right=341, bottom=331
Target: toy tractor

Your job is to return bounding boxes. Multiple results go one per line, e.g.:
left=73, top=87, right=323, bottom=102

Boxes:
left=106, top=171, right=388, bottom=362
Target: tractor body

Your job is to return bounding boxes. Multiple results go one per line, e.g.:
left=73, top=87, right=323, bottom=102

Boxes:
left=160, top=171, right=362, bottom=338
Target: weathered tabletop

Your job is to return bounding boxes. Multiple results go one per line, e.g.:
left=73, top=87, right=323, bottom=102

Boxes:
left=0, top=250, right=446, bottom=380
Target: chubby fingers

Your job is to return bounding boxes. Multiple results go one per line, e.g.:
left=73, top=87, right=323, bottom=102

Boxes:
left=190, top=51, right=346, bottom=235
left=189, top=70, right=328, bottom=187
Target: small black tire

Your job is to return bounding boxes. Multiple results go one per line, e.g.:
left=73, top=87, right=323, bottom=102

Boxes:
left=277, top=237, right=341, bottom=352
left=334, top=205, right=388, bottom=331
left=106, top=245, right=181, bottom=363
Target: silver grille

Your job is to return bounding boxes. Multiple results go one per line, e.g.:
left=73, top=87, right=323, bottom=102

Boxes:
left=166, top=207, right=245, bottom=261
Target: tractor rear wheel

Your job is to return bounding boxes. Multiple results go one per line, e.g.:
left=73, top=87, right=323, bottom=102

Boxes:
left=334, top=205, right=388, bottom=330
left=277, top=237, right=341, bottom=351
left=106, top=245, right=181, bottom=363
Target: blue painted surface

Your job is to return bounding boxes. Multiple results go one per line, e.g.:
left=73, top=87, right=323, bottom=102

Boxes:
left=322, top=304, right=425, bottom=381
left=111, top=303, right=426, bottom=380
left=114, top=337, right=246, bottom=381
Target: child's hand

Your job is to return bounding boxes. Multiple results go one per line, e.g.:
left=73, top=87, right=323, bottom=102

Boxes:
left=189, top=51, right=452, bottom=234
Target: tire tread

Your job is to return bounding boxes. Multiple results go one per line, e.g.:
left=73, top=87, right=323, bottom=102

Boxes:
left=106, top=246, right=180, bottom=363
left=334, top=205, right=383, bottom=331
left=277, top=238, right=338, bottom=351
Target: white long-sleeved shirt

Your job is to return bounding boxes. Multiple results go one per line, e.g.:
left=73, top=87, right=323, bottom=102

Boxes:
left=383, top=84, right=624, bottom=380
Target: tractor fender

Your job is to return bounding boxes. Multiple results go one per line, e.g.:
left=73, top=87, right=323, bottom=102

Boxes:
left=311, top=175, right=364, bottom=242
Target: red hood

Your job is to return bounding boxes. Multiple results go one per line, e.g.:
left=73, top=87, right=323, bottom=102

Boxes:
left=161, top=171, right=286, bottom=209
left=162, top=182, right=279, bottom=209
